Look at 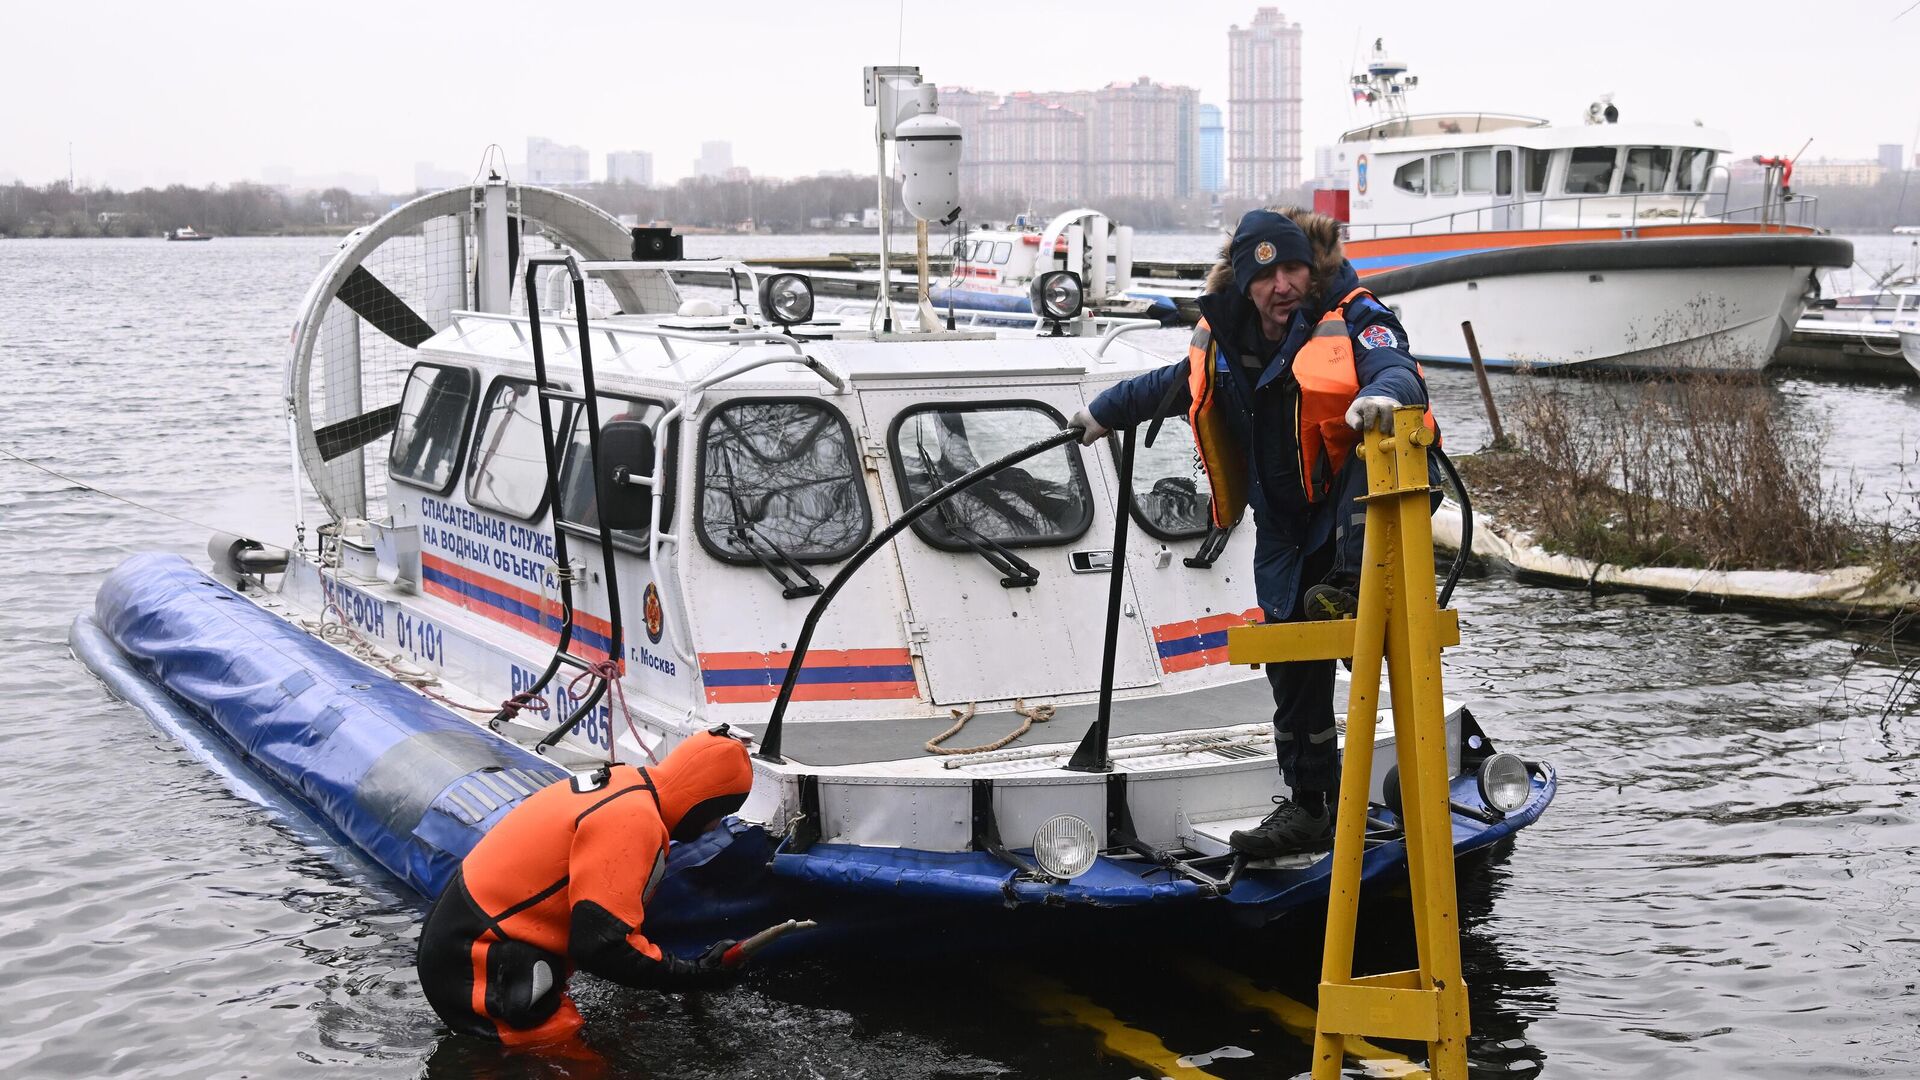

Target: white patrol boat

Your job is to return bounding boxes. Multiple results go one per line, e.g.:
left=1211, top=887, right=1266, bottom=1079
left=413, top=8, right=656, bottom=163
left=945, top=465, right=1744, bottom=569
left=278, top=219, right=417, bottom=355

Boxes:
left=1326, top=41, right=1851, bottom=372
left=72, top=68, right=1552, bottom=947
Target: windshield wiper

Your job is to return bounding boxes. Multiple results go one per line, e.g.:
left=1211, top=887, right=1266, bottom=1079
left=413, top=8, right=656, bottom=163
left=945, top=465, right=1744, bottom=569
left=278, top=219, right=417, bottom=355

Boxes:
left=917, top=441, right=1039, bottom=588
left=718, top=446, right=823, bottom=599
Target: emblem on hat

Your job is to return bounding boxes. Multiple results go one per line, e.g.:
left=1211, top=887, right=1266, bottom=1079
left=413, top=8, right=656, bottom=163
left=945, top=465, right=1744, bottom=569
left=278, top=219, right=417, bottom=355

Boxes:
left=1255, top=240, right=1276, bottom=265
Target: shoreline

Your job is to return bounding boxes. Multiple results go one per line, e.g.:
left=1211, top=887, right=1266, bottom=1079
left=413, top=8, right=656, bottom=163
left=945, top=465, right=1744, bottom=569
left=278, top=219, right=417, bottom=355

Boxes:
left=1434, top=501, right=1919, bottom=622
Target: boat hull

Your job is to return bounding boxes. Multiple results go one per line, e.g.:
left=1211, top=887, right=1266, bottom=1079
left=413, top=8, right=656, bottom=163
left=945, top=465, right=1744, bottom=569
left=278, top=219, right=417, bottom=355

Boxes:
left=1356, top=233, right=1851, bottom=373
left=1902, top=329, right=1920, bottom=377
left=75, top=552, right=1555, bottom=938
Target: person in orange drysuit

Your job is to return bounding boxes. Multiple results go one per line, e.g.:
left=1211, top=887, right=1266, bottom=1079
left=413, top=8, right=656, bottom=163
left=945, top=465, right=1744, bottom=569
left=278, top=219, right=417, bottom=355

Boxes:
left=416, top=730, right=756, bottom=1046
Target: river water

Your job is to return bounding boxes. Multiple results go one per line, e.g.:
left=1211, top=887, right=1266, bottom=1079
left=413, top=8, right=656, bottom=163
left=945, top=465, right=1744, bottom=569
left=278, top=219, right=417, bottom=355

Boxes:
left=1, top=234, right=1917, bottom=1078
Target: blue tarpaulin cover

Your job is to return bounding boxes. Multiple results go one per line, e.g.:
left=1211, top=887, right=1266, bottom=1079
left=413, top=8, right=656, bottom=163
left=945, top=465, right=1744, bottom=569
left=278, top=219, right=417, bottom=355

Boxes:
left=92, top=553, right=566, bottom=898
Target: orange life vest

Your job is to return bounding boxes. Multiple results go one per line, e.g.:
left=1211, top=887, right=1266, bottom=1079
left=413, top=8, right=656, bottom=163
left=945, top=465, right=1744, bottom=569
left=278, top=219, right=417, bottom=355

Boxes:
left=1186, top=287, right=1437, bottom=524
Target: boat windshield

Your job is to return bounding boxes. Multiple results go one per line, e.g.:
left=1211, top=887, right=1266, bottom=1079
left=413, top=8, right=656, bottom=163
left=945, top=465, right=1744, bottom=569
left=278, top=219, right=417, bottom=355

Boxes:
left=466, top=379, right=558, bottom=521
left=1564, top=147, right=1618, bottom=195
left=388, top=363, right=477, bottom=493
left=890, top=403, right=1093, bottom=550
left=697, top=399, right=870, bottom=563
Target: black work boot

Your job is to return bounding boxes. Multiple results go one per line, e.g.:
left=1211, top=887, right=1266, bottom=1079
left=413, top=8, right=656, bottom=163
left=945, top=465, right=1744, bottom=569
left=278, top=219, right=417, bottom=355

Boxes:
left=1229, top=793, right=1334, bottom=858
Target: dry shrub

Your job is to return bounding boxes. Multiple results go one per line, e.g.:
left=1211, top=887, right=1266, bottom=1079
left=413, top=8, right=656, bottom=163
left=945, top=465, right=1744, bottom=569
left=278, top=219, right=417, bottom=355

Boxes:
left=1462, top=373, right=1864, bottom=571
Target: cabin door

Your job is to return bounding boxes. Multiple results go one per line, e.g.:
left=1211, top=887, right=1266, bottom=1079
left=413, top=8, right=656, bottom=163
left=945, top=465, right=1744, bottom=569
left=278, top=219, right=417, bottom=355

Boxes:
left=1491, top=147, right=1521, bottom=229
left=858, top=388, right=1161, bottom=706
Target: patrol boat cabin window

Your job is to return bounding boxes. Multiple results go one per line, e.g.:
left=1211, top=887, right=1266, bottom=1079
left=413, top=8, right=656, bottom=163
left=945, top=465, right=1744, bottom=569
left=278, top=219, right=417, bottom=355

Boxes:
left=1462, top=149, right=1492, bottom=194
left=1393, top=157, right=1426, bottom=195
left=388, top=363, right=477, bottom=494
left=1124, top=416, right=1210, bottom=541
left=1676, top=148, right=1717, bottom=192
left=1523, top=148, right=1551, bottom=194
left=1429, top=151, right=1460, bottom=196
left=696, top=399, right=870, bottom=565
left=1621, top=147, right=1673, bottom=194
left=1564, top=146, right=1619, bottom=194
left=890, top=403, right=1094, bottom=552
left=556, top=394, right=676, bottom=554
left=467, top=377, right=563, bottom=522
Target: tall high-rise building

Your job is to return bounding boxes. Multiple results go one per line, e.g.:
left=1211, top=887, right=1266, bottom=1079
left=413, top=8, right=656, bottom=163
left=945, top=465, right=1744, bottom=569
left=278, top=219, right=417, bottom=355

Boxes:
left=607, top=150, right=654, bottom=186
left=1199, top=104, right=1225, bottom=195
left=1084, top=78, right=1201, bottom=201
left=1879, top=144, right=1906, bottom=174
left=1228, top=8, right=1303, bottom=198
left=975, top=94, right=1087, bottom=204
left=527, top=137, right=588, bottom=185
left=695, top=141, right=733, bottom=180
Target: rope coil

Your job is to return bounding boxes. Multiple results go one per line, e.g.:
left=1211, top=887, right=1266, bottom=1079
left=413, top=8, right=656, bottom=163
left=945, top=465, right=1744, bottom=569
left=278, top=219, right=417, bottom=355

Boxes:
left=925, top=699, right=1056, bottom=756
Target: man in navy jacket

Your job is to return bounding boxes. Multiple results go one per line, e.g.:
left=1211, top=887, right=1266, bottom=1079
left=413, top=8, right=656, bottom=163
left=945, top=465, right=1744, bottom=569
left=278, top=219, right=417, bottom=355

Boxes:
left=1071, top=208, right=1429, bottom=857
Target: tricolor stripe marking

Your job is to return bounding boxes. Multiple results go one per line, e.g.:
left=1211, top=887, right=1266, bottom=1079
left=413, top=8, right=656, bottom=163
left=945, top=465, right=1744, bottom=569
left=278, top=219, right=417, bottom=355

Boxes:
left=421, top=552, right=618, bottom=661
left=697, top=648, right=917, bottom=704
left=1152, top=609, right=1263, bottom=673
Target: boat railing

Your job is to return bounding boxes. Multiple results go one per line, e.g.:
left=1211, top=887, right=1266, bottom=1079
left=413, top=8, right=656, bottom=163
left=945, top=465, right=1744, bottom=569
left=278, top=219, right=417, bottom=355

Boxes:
left=1342, top=188, right=1820, bottom=240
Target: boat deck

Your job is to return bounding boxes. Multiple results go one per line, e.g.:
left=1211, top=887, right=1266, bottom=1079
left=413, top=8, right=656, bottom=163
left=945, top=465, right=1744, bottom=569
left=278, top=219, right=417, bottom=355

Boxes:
left=732, top=676, right=1396, bottom=769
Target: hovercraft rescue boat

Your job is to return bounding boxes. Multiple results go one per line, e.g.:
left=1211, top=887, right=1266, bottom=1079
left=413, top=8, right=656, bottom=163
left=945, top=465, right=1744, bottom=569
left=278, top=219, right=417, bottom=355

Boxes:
left=72, top=80, right=1552, bottom=948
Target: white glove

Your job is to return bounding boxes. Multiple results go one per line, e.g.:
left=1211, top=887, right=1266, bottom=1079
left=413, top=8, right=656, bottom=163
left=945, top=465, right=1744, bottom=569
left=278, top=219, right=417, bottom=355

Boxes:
left=1345, top=395, right=1400, bottom=434
left=1070, top=407, right=1109, bottom=446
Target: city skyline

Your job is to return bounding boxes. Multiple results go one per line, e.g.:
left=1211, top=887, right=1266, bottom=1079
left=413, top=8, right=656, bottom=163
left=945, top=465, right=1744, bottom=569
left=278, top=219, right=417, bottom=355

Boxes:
left=4, top=1, right=1917, bottom=193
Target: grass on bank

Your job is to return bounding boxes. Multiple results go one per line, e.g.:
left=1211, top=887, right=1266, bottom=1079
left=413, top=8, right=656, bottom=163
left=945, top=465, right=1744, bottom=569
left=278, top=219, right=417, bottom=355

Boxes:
left=1454, top=373, right=1918, bottom=581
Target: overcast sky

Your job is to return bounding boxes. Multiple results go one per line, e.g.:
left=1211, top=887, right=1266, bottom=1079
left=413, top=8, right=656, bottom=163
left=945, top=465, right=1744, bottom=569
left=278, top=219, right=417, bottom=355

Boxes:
left=4, top=0, right=1917, bottom=192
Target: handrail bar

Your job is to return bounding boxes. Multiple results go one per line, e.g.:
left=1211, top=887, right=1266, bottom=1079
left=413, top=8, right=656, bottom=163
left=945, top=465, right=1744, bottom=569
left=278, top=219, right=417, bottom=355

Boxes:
left=1342, top=189, right=1818, bottom=240
left=510, top=254, right=625, bottom=752
left=1094, top=319, right=1159, bottom=357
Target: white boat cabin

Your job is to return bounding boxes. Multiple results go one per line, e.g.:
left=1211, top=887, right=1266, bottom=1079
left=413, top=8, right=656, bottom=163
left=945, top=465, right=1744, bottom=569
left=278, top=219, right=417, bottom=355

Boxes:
left=1335, top=114, right=1730, bottom=237
left=278, top=258, right=1457, bottom=858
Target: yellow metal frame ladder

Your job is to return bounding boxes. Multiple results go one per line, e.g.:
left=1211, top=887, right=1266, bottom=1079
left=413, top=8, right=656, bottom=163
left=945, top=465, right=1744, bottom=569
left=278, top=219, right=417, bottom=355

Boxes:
left=1225, top=406, right=1469, bottom=1080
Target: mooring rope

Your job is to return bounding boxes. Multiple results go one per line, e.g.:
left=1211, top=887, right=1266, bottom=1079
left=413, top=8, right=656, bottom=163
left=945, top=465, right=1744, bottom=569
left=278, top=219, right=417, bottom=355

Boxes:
left=0, top=444, right=248, bottom=536
left=925, top=698, right=1057, bottom=756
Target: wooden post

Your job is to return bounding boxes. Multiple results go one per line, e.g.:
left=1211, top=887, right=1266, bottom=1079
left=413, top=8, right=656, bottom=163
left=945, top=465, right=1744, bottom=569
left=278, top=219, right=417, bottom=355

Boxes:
left=1460, top=321, right=1506, bottom=448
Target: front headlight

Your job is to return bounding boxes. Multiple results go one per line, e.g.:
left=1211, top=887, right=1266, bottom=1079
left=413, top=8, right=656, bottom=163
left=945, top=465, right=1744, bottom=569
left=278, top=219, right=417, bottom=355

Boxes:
left=1029, top=270, right=1084, bottom=321
left=757, top=272, right=814, bottom=326
left=1032, top=814, right=1097, bottom=879
left=1477, top=752, right=1531, bottom=814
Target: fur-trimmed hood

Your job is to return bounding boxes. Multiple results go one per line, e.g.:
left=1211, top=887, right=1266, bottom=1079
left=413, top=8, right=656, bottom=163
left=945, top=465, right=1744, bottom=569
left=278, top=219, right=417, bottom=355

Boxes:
left=1205, top=206, right=1348, bottom=315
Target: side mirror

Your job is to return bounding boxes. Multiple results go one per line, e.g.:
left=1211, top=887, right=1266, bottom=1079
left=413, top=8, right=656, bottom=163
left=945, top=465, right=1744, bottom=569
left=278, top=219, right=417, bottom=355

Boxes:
left=597, top=420, right=657, bottom=531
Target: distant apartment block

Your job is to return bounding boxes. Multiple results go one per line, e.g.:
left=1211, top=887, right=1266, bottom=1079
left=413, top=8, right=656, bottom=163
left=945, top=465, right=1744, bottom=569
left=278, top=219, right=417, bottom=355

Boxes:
left=695, top=141, right=733, bottom=180
left=1228, top=7, right=1303, bottom=197
left=942, top=80, right=1201, bottom=204
left=1199, top=104, right=1225, bottom=194
left=1084, top=78, right=1200, bottom=201
left=527, top=137, right=588, bottom=185
left=1796, top=160, right=1887, bottom=187
left=1879, top=143, right=1906, bottom=173
left=974, top=94, right=1088, bottom=203
left=607, top=150, right=654, bottom=186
